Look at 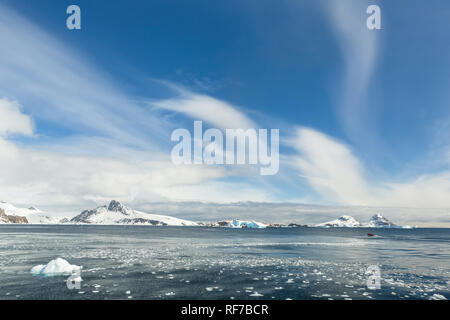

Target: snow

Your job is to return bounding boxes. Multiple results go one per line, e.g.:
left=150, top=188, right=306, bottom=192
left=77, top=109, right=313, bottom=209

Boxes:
left=364, top=213, right=400, bottom=228
left=315, top=214, right=412, bottom=228
left=30, top=258, right=82, bottom=275
left=70, top=200, right=198, bottom=226
left=315, top=215, right=362, bottom=228
left=229, top=219, right=267, bottom=229
left=0, top=201, right=66, bottom=224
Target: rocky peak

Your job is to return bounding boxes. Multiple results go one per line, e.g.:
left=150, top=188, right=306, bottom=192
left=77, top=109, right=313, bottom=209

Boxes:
left=368, top=213, right=396, bottom=227
left=107, top=200, right=130, bottom=215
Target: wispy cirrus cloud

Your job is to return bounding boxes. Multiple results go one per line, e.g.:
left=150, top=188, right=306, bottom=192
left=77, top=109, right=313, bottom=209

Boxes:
left=324, top=0, right=379, bottom=141
left=0, top=4, right=170, bottom=149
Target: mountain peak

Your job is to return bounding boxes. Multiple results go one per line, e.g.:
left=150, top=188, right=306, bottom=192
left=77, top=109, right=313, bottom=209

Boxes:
left=70, top=201, right=198, bottom=226
left=338, top=215, right=354, bottom=221
left=367, top=213, right=396, bottom=227
left=108, top=200, right=125, bottom=212
left=316, top=215, right=362, bottom=227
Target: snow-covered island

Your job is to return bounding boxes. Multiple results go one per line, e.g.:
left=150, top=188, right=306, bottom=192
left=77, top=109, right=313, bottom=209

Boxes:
left=315, top=214, right=414, bottom=229
left=69, top=200, right=198, bottom=226
left=315, top=215, right=362, bottom=228
left=0, top=201, right=66, bottom=224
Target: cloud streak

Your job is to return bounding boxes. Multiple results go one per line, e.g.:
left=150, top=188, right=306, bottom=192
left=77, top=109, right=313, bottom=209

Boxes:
left=324, top=0, right=379, bottom=140
left=151, top=83, right=256, bottom=130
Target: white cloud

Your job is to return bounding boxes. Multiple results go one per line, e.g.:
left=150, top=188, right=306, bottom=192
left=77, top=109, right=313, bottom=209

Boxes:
left=290, top=127, right=450, bottom=209
left=0, top=136, right=230, bottom=211
left=0, top=134, right=275, bottom=217
left=152, top=84, right=256, bottom=129
left=153, top=181, right=273, bottom=203
left=291, top=127, right=371, bottom=205
left=0, top=98, right=33, bottom=136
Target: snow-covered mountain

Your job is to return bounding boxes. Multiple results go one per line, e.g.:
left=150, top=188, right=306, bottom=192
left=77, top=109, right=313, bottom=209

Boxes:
left=364, top=213, right=401, bottom=228
left=69, top=200, right=198, bottom=226
left=315, top=215, right=362, bottom=228
left=315, top=213, right=413, bottom=228
left=0, top=201, right=66, bottom=224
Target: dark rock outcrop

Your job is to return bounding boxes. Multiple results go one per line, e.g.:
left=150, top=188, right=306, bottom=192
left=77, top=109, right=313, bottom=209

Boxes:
left=0, top=208, right=28, bottom=224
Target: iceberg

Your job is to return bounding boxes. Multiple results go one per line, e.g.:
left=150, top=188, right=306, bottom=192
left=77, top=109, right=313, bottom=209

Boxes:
left=229, top=219, right=267, bottom=229
left=30, top=258, right=82, bottom=275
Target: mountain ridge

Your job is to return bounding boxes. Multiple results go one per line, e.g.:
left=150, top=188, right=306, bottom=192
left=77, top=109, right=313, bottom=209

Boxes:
left=69, top=200, right=198, bottom=226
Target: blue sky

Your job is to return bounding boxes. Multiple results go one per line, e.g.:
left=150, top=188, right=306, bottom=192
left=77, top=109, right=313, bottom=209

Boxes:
left=0, top=1, right=449, bottom=225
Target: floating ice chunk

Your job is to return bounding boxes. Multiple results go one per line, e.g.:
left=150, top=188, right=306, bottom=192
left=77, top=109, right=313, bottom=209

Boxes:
left=430, top=294, right=447, bottom=300
left=30, top=258, right=81, bottom=275
left=286, top=279, right=294, bottom=283
left=249, top=292, right=263, bottom=297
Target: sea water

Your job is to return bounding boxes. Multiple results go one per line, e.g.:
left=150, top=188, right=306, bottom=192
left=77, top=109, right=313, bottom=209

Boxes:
left=0, top=225, right=448, bottom=300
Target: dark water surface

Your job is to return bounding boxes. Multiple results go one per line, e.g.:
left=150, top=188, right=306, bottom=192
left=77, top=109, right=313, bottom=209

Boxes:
left=0, top=225, right=448, bottom=300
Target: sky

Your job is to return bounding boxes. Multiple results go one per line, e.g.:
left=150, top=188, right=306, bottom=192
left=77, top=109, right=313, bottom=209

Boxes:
left=0, top=0, right=449, bottom=226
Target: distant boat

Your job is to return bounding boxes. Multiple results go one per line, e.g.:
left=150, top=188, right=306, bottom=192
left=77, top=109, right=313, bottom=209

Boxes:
left=367, top=233, right=374, bottom=237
